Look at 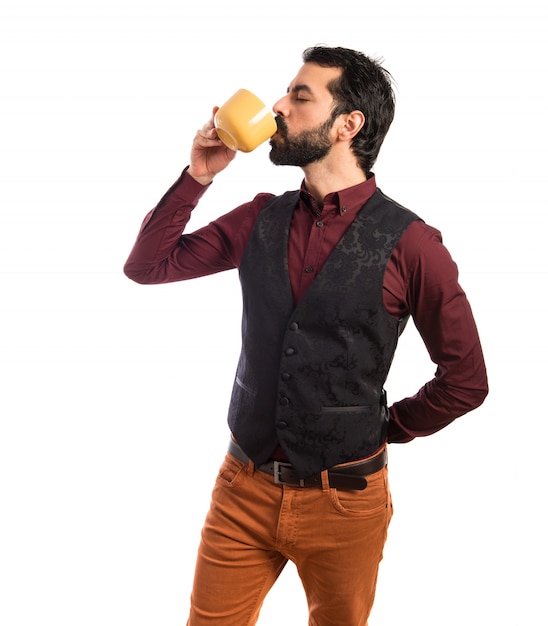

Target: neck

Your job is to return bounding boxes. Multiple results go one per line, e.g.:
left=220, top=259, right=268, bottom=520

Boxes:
left=301, top=150, right=366, bottom=204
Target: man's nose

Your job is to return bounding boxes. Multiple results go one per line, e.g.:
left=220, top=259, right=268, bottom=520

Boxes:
left=272, top=94, right=289, bottom=117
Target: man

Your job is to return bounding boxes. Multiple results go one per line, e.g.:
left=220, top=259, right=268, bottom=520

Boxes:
left=124, top=46, right=488, bottom=625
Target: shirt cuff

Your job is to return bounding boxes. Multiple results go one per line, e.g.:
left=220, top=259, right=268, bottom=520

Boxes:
left=170, top=166, right=212, bottom=204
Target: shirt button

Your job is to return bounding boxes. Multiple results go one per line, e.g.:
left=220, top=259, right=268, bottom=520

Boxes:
left=316, top=221, right=324, bottom=228
left=304, top=266, right=313, bottom=273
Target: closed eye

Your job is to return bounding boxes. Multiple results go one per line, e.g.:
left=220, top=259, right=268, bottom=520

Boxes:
left=288, top=83, right=313, bottom=103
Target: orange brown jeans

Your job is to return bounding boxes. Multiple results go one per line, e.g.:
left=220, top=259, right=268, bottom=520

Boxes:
left=187, top=449, right=393, bottom=626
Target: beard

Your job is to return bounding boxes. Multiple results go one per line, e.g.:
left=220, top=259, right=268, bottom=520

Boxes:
left=269, top=115, right=335, bottom=167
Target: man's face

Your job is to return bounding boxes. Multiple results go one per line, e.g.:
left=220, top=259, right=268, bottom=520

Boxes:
left=269, top=63, right=342, bottom=167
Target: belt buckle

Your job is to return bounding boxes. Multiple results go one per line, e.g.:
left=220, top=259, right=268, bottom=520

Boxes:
left=273, top=460, right=305, bottom=487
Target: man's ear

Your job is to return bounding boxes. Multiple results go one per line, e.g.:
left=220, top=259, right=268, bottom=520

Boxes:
left=338, top=111, right=365, bottom=141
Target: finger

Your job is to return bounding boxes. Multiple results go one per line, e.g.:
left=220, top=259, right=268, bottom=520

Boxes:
left=194, top=129, right=223, bottom=148
left=198, top=122, right=218, bottom=141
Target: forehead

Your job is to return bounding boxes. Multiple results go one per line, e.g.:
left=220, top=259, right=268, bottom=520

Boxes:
left=288, top=62, right=342, bottom=96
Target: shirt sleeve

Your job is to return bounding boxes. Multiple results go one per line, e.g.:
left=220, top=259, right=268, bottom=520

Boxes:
left=385, top=221, right=489, bottom=443
left=123, top=169, right=273, bottom=284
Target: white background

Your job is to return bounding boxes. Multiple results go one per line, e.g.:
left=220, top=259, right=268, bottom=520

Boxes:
left=1, top=1, right=546, bottom=624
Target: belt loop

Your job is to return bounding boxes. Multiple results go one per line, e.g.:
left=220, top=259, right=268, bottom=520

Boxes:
left=320, top=469, right=330, bottom=492
left=247, top=459, right=255, bottom=475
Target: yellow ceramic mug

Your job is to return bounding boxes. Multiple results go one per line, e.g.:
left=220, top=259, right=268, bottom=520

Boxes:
left=214, top=89, right=277, bottom=153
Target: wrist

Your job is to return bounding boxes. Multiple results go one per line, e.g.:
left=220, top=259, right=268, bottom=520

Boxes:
left=186, top=167, right=214, bottom=187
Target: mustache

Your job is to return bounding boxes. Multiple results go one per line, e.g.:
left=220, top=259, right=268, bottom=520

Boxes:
left=274, top=115, right=288, bottom=137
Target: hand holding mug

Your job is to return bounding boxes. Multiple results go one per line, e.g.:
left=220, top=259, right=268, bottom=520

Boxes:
left=188, top=107, right=237, bottom=185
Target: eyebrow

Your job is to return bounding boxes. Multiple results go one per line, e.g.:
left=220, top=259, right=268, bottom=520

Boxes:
left=287, top=83, right=314, bottom=95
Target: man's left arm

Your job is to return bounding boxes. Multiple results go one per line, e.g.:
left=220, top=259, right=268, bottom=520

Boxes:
left=387, top=224, right=489, bottom=443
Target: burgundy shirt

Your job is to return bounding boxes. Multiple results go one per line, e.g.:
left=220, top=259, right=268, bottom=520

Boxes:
left=124, top=170, right=488, bottom=444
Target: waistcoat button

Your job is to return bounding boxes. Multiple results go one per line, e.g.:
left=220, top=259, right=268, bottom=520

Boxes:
left=285, top=347, right=296, bottom=356
left=277, top=420, right=288, bottom=429
left=279, top=396, right=290, bottom=406
left=281, top=372, right=292, bottom=381
left=289, top=322, right=299, bottom=331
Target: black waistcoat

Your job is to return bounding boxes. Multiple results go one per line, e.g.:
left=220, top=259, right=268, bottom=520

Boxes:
left=227, top=189, right=419, bottom=477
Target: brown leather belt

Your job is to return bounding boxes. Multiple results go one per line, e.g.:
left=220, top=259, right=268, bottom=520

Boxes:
left=228, top=439, right=387, bottom=491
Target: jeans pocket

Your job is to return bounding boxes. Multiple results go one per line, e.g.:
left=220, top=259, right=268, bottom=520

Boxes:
left=329, top=468, right=390, bottom=517
left=217, top=453, right=247, bottom=487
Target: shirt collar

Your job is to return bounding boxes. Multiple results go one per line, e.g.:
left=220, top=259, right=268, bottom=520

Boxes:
left=299, top=174, right=377, bottom=218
